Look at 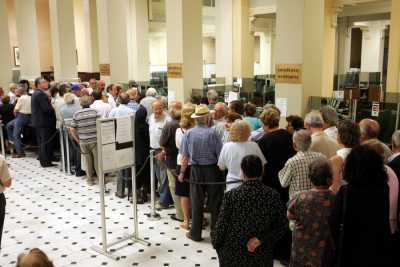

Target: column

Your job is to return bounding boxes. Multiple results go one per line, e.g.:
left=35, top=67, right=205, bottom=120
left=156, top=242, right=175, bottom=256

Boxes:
left=360, top=23, right=386, bottom=73
left=336, top=20, right=351, bottom=75
left=49, top=0, right=78, bottom=81
left=130, top=0, right=150, bottom=84
left=74, top=0, right=99, bottom=74
left=216, top=0, right=254, bottom=87
left=259, top=31, right=272, bottom=75
left=216, top=0, right=233, bottom=85
left=96, top=0, right=110, bottom=83
left=15, top=0, right=42, bottom=80
left=0, top=0, right=12, bottom=88
left=275, top=0, right=336, bottom=116
left=166, top=0, right=203, bottom=103
left=387, top=0, right=400, bottom=92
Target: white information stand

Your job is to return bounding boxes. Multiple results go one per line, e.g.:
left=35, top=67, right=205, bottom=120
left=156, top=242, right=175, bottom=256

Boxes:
left=91, top=115, right=150, bottom=260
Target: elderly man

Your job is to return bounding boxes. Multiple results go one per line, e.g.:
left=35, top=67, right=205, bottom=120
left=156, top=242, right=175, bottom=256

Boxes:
left=89, top=78, right=98, bottom=91
left=279, top=130, right=327, bottom=199
left=126, top=88, right=140, bottom=112
left=109, top=93, right=135, bottom=198
left=31, top=77, right=56, bottom=167
left=180, top=104, right=223, bottom=242
left=211, top=102, right=227, bottom=140
left=140, top=87, right=157, bottom=118
left=8, top=83, right=17, bottom=104
left=207, top=89, right=218, bottom=109
left=160, top=101, right=183, bottom=221
left=304, top=111, right=339, bottom=158
left=321, top=106, right=338, bottom=140
left=6, top=87, right=31, bottom=158
left=70, top=95, right=99, bottom=185
left=97, top=80, right=106, bottom=94
left=90, top=90, right=111, bottom=118
left=107, top=84, right=120, bottom=109
left=149, top=100, right=172, bottom=208
left=359, top=118, right=392, bottom=162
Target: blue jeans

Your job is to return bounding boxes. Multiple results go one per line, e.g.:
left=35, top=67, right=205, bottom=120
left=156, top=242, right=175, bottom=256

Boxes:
left=6, top=113, right=31, bottom=153
left=154, top=159, right=172, bottom=206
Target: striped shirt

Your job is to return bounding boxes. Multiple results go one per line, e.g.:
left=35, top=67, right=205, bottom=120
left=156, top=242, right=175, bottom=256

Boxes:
left=71, top=108, right=98, bottom=144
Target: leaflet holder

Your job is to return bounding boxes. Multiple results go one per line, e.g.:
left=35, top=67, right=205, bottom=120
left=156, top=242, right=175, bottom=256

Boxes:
left=91, top=115, right=150, bottom=260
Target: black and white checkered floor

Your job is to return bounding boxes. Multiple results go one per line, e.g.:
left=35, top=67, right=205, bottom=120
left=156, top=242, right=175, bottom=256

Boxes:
left=0, top=156, right=284, bottom=267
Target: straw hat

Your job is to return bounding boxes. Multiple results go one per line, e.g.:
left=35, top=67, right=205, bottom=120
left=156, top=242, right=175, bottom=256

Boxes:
left=191, top=104, right=210, bottom=119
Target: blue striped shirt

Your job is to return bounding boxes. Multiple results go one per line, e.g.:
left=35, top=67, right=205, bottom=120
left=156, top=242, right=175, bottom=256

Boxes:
left=180, top=124, right=222, bottom=165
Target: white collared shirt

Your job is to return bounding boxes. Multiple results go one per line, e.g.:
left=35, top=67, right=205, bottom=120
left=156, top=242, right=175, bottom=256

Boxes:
left=90, top=100, right=112, bottom=118
left=148, top=112, right=171, bottom=149
left=109, top=104, right=134, bottom=118
left=107, top=93, right=117, bottom=109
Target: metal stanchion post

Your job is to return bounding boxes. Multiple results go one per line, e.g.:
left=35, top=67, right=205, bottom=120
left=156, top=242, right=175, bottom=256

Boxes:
left=59, top=127, right=65, bottom=173
left=65, top=128, right=71, bottom=174
left=146, top=149, right=160, bottom=220
left=0, top=124, right=5, bottom=158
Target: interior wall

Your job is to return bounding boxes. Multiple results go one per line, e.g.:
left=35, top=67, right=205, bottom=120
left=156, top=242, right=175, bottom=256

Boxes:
left=36, top=0, right=53, bottom=72
left=73, top=0, right=85, bottom=72
left=254, top=35, right=260, bottom=63
left=202, top=37, right=215, bottom=64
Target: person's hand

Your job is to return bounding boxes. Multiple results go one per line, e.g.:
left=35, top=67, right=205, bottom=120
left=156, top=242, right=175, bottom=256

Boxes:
left=178, top=173, right=185, bottom=182
left=247, top=237, right=261, bottom=253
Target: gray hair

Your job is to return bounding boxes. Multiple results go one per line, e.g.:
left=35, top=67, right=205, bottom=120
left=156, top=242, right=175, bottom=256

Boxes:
left=207, top=89, right=218, bottom=101
left=146, top=87, right=157, bottom=97
left=9, top=83, right=17, bottom=90
left=392, top=130, right=400, bottom=149
left=64, top=93, right=75, bottom=105
left=293, top=129, right=312, bottom=152
left=305, top=111, right=324, bottom=129
left=157, top=95, right=168, bottom=110
left=321, top=106, right=338, bottom=127
left=80, top=95, right=93, bottom=108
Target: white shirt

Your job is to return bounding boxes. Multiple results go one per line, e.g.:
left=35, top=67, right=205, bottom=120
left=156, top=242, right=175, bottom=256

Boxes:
left=52, top=95, right=65, bottom=129
left=176, top=128, right=186, bottom=165
left=149, top=112, right=171, bottom=149
left=109, top=104, right=134, bottom=118
left=218, top=141, right=267, bottom=191
left=15, top=95, right=31, bottom=114
left=324, top=126, right=338, bottom=140
left=139, top=96, right=156, bottom=119
left=107, top=93, right=117, bottom=109
left=8, top=92, right=16, bottom=105
left=90, top=100, right=112, bottom=118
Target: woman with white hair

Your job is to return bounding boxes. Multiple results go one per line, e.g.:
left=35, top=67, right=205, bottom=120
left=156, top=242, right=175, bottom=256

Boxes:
left=218, top=120, right=266, bottom=191
left=140, top=87, right=157, bottom=118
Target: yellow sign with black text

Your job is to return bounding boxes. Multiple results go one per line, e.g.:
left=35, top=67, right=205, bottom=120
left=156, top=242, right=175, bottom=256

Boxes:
left=275, top=64, right=302, bottom=84
left=167, top=63, right=183, bottom=78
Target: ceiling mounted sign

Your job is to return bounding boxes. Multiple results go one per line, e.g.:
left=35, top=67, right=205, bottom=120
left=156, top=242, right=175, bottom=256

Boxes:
left=167, top=63, right=183, bottom=78
left=275, top=64, right=302, bottom=84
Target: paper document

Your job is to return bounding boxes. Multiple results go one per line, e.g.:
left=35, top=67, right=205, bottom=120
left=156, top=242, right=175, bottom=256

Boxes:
left=102, top=143, right=116, bottom=171
left=275, top=97, right=288, bottom=117
left=228, top=91, right=238, bottom=103
left=116, top=116, right=133, bottom=143
left=101, top=121, right=115, bottom=145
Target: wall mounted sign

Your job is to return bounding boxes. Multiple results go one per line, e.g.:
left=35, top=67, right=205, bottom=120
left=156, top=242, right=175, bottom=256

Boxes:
left=99, top=64, right=110, bottom=76
left=275, top=64, right=302, bottom=84
left=371, top=102, right=380, bottom=117
left=167, top=63, right=183, bottom=78
left=13, top=46, right=20, bottom=66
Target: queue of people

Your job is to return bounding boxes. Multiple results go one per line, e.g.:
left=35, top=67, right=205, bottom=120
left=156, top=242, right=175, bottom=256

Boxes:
left=0, top=81, right=399, bottom=267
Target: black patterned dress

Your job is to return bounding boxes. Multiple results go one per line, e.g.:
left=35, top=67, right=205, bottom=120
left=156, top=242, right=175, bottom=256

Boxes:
left=287, top=189, right=335, bottom=267
left=211, top=180, right=288, bottom=267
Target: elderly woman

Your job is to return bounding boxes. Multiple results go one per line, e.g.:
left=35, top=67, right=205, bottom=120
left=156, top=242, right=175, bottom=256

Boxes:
left=221, top=112, right=242, bottom=143
left=175, top=103, right=196, bottom=230
left=329, top=145, right=393, bottom=266
left=212, top=155, right=287, bottom=267
left=218, top=120, right=266, bottom=191
left=330, top=119, right=360, bottom=193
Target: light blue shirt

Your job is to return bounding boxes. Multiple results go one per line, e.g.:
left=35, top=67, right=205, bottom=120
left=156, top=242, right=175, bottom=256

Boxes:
left=108, top=104, right=134, bottom=118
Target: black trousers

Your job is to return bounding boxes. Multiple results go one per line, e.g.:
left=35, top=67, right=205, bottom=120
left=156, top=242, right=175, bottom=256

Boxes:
left=36, top=127, right=55, bottom=165
left=189, top=165, right=224, bottom=240
left=0, top=193, right=6, bottom=249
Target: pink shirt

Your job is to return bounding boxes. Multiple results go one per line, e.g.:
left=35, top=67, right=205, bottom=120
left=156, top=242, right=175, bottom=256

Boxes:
left=386, top=165, right=399, bottom=233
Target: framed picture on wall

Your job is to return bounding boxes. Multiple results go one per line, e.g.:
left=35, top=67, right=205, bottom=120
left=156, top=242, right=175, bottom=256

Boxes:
left=13, top=46, right=20, bottom=66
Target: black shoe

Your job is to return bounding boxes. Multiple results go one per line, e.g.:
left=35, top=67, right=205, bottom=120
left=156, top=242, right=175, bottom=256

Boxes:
left=170, top=214, right=184, bottom=222
left=115, top=192, right=126, bottom=199
left=75, top=171, right=86, bottom=177
left=41, top=163, right=56, bottom=168
left=186, top=232, right=203, bottom=242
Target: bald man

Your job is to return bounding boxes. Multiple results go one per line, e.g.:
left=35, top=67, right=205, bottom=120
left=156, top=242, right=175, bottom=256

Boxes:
left=359, top=118, right=392, bottom=162
left=160, top=101, right=183, bottom=221
left=149, top=100, right=173, bottom=208
left=98, top=80, right=106, bottom=94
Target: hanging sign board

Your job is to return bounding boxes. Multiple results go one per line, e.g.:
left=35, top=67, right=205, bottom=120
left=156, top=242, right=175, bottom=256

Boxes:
left=99, top=64, right=111, bottom=76
left=167, top=63, right=183, bottom=78
left=275, top=64, right=302, bottom=84
left=371, top=102, right=380, bottom=117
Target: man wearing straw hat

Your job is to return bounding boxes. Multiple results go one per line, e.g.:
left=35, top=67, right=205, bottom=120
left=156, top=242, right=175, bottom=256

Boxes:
left=179, top=104, right=224, bottom=242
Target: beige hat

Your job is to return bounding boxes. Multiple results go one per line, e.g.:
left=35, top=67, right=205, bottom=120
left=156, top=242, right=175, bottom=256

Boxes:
left=191, top=104, right=210, bottom=118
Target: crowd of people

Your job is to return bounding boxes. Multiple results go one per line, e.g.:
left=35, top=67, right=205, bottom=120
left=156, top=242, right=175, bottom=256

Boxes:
left=0, top=79, right=399, bottom=266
